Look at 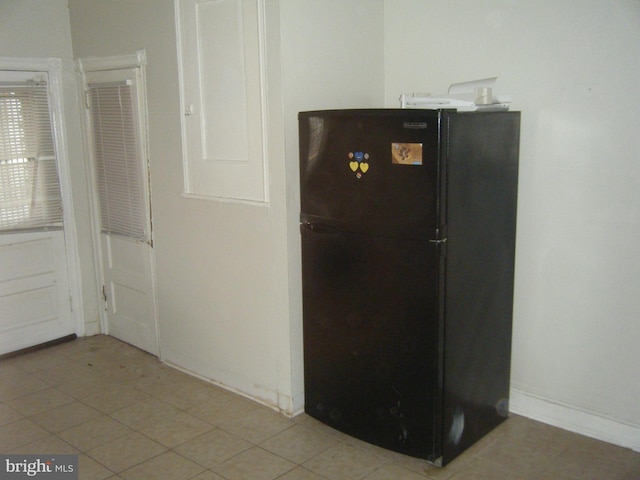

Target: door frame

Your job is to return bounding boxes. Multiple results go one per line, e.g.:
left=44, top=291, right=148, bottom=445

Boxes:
left=0, top=56, right=85, bottom=339
left=76, top=50, right=160, bottom=354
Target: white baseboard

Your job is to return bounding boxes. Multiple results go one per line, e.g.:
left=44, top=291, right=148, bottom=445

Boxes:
left=509, top=388, right=640, bottom=452
left=161, top=357, right=302, bottom=417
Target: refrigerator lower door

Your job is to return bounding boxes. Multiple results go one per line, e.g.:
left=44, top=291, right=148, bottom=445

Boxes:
left=301, top=224, right=441, bottom=460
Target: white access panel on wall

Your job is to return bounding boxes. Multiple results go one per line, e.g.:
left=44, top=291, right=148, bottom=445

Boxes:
left=176, top=0, right=269, bottom=203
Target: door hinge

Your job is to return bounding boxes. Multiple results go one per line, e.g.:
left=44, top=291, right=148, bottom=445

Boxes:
left=84, top=90, right=90, bottom=109
left=429, top=227, right=448, bottom=256
left=102, top=285, right=108, bottom=310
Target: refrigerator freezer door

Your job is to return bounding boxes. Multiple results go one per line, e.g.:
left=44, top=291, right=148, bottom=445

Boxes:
left=301, top=224, right=441, bottom=460
left=299, top=109, right=441, bottom=239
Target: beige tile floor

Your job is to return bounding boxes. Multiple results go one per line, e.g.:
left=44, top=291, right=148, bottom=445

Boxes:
left=1, top=335, right=639, bottom=480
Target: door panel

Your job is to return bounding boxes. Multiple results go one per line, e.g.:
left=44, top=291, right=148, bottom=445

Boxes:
left=177, top=0, right=268, bottom=201
left=0, top=231, right=72, bottom=354
left=102, top=234, right=157, bottom=355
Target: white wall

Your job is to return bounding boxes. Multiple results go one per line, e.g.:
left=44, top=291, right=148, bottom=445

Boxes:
left=69, top=0, right=291, bottom=411
left=384, top=0, right=640, bottom=449
left=67, top=0, right=384, bottom=415
left=0, top=0, right=101, bottom=336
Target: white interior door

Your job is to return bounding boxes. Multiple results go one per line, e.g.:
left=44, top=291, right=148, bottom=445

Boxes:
left=0, top=67, right=75, bottom=355
left=84, top=64, right=159, bottom=356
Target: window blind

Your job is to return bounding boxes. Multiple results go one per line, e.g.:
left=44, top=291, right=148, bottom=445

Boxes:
left=0, top=84, right=63, bottom=230
left=89, top=83, right=146, bottom=240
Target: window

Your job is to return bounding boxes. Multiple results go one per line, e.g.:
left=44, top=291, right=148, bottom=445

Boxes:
left=88, top=79, right=146, bottom=240
left=0, top=81, right=62, bottom=231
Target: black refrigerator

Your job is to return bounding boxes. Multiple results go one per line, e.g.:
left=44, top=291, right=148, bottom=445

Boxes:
left=299, top=109, right=520, bottom=466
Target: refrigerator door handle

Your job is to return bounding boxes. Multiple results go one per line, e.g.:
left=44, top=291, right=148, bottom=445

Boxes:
left=428, top=238, right=447, bottom=244
left=300, top=221, right=340, bottom=234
